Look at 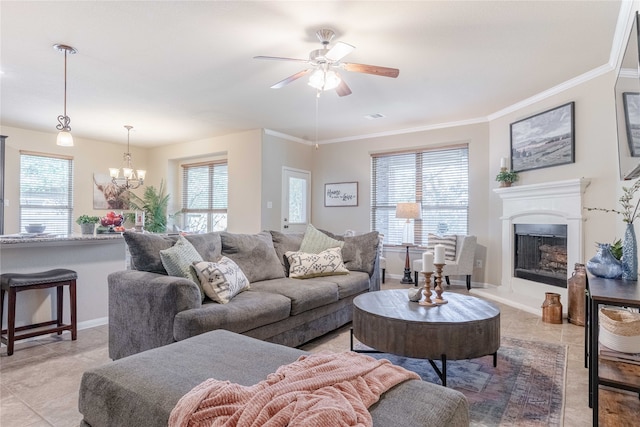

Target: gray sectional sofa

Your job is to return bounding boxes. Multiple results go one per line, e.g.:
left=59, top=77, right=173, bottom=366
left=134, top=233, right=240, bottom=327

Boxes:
left=108, top=229, right=381, bottom=360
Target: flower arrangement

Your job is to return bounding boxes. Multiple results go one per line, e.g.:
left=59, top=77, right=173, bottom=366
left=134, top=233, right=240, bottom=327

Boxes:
left=585, top=180, right=640, bottom=224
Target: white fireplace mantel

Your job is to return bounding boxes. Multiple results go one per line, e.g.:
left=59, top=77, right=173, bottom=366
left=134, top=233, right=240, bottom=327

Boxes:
left=474, top=178, right=591, bottom=315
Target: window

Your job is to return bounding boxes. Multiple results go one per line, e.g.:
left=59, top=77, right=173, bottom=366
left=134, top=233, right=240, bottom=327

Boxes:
left=371, top=145, right=469, bottom=246
left=20, top=151, right=74, bottom=235
left=181, top=160, right=228, bottom=233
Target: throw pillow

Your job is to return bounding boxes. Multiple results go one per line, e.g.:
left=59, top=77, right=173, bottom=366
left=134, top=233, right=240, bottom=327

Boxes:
left=220, top=231, right=285, bottom=282
left=427, top=234, right=457, bottom=261
left=183, top=232, right=222, bottom=261
left=159, top=235, right=204, bottom=287
left=299, top=224, right=345, bottom=254
left=270, top=230, right=304, bottom=276
left=123, top=231, right=178, bottom=274
left=341, top=231, right=380, bottom=276
left=285, top=247, right=349, bottom=279
left=191, top=257, right=250, bottom=304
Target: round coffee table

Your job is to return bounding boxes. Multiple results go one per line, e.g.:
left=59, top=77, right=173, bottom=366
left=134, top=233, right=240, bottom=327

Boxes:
left=351, top=289, right=500, bottom=386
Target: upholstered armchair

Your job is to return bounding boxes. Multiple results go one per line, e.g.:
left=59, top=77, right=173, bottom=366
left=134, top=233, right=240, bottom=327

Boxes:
left=412, top=235, right=477, bottom=290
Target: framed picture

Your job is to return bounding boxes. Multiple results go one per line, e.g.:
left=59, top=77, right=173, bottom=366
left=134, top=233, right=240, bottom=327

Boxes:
left=510, top=102, right=575, bottom=172
left=93, top=173, right=130, bottom=210
left=623, top=92, right=640, bottom=157
left=324, top=182, right=358, bottom=207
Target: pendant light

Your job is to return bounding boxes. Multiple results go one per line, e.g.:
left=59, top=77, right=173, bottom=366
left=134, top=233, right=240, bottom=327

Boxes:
left=53, top=44, right=77, bottom=147
left=109, top=125, right=146, bottom=190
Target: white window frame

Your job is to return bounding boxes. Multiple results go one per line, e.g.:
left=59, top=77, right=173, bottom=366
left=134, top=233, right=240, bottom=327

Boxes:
left=371, top=145, right=469, bottom=247
left=20, top=151, right=74, bottom=235
left=181, top=160, right=228, bottom=233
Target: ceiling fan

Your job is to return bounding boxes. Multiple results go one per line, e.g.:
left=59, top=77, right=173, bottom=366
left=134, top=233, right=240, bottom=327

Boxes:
left=254, top=28, right=400, bottom=97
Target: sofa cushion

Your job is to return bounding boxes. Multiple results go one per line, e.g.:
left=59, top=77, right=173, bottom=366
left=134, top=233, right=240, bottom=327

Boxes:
left=319, top=271, right=371, bottom=299
left=173, top=291, right=291, bottom=341
left=285, top=247, right=349, bottom=279
left=427, top=234, right=457, bottom=261
left=299, top=224, right=344, bottom=253
left=250, top=277, right=339, bottom=316
left=124, top=231, right=178, bottom=274
left=183, top=232, right=222, bottom=261
left=159, top=236, right=203, bottom=286
left=320, top=230, right=380, bottom=276
left=192, top=258, right=250, bottom=304
left=269, top=231, right=304, bottom=276
left=220, top=232, right=285, bottom=283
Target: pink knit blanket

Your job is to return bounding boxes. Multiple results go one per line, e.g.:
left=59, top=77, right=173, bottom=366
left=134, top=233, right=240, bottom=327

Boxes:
left=168, top=351, right=420, bottom=427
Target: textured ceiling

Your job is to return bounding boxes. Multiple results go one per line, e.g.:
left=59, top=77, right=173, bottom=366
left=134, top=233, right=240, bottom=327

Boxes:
left=0, top=1, right=624, bottom=147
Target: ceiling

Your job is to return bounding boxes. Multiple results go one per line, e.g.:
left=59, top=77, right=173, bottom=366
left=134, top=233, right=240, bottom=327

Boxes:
left=0, top=1, right=625, bottom=148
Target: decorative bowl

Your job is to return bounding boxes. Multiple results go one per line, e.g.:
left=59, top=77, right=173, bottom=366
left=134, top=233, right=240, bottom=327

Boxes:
left=25, top=224, right=46, bottom=233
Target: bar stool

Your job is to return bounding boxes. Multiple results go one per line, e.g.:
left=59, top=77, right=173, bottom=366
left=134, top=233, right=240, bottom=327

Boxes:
left=0, top=269, right=77, bottom=356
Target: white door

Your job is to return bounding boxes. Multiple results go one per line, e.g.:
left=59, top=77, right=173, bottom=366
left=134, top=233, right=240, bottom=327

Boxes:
left=282, top=167, right=310, bottom=233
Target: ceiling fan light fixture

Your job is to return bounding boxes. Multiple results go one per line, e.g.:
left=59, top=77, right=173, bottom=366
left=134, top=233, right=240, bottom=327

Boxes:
left=308, top=68, right=341, bottom=91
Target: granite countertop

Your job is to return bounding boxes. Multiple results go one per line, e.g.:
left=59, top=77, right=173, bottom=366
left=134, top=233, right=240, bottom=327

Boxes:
left=0, top=233, right=124, bottom=246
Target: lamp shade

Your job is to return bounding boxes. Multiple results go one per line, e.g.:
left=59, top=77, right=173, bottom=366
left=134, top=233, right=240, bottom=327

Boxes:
left=56, top=131, right=74, bottom=147
left=395, top=202, right=421, bottom=220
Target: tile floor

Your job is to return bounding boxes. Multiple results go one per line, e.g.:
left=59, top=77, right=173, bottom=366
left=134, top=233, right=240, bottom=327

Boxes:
left=0, top=279, right=618, bottom=426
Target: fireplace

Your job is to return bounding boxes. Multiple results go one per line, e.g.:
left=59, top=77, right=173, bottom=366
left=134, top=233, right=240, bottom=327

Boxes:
left=513, top=224, right=567, bottom=288
left=473, top=178, right=590, bottom=315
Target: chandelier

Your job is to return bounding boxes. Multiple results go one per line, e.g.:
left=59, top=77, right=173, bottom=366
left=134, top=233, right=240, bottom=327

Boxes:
left=53, top=44, right=77, bottom=146
left=109, top=125, right=146, bottom=190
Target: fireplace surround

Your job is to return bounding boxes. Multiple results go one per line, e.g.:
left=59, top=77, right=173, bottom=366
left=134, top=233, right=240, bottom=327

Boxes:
left=474, top=178, right=590, bottom=315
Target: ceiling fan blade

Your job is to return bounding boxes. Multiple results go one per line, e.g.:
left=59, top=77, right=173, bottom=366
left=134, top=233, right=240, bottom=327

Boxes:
left=270, top=69, right=311, bottom=89
left=335, top=79, right=352, bottom=97
left=254, top=55, right=309, bottom=63
left=342, top=62, right=400, bottom=78
left=325, top=42, right=355, bottom=62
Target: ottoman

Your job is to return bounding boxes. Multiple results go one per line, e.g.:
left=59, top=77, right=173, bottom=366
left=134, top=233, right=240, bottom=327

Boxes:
left=79, top=329, right=469, bottom=426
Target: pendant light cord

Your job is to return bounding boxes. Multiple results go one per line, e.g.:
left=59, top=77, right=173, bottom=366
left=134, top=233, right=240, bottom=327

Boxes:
left=315, top=91, right=319, bottom=150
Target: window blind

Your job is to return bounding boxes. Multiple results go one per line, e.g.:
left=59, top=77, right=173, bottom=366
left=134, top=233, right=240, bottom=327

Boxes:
left=181, top=161, right=228, bottom=232
left=20, top=152, right=74, bottom=235
left=371, top=145, right=469, bottom=246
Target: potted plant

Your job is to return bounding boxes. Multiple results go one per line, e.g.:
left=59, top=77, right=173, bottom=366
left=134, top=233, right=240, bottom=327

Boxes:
left=496, top=170, right=519, bottom=187
left=76, top=215, right=100, bottom=235
left=127, top=180, right=170, bottom=233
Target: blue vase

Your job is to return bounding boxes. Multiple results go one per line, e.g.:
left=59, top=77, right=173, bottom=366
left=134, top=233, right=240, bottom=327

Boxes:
left=622, top=223, right=638, bottom=281
left=587, top=243, right=622, bottom=279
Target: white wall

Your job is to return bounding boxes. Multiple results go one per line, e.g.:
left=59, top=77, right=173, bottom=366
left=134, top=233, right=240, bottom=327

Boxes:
left=261, top=132, right=314, bottom=231
left=311, top=123, right=491, bottom=281
left=487, top=72, right=620, bottom=285
left=0, top=125, right=148, bottom=234
left=145, top=129, right=263, bottom=233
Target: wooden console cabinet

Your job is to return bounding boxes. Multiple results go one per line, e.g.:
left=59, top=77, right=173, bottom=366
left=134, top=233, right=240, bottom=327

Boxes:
left=588, top=277, right=640, bottom=426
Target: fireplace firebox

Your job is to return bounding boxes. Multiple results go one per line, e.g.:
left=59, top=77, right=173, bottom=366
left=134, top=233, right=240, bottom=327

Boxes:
left=513, top=224, right=568, bottom=288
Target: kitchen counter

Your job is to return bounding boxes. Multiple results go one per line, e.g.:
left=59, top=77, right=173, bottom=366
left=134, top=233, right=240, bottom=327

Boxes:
left=0, top=233, right=127, bottom=331
left=0, top=232, right=123, bottom=247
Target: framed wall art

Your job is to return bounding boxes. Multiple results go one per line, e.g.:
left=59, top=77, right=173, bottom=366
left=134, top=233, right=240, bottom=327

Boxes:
left=93, top=173, right=130, bottom=210
left=623, top=92, right=640, bottom=157
left=510, top=101, right=575, bottom=172
left=324, top=182, right=358, bottom=207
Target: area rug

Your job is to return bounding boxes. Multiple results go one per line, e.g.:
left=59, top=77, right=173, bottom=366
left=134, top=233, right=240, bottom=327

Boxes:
left=356, top=336, right=567, bottom=427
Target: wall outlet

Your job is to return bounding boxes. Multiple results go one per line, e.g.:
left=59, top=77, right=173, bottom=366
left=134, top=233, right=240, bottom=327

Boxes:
left=475, top=259, right=483, bottom=268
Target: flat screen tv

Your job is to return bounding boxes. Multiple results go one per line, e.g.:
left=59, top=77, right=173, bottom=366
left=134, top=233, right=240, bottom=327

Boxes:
left=616, top=12, right=640, bottom=180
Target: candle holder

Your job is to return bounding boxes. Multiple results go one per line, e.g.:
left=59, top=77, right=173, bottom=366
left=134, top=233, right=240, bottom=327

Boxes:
left=433, top=263, right=448, bottom=304
left=419, top=271, right=435, bottom=306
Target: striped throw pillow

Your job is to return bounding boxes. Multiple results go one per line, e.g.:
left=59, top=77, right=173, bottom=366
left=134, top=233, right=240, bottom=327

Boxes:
left=427, top=234, right=457, bottom=261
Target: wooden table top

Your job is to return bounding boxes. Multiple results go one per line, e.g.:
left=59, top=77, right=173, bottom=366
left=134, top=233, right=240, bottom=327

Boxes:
left=353, top=289, right=501, bottom=360
left=353, top=289, right=500, bottom=324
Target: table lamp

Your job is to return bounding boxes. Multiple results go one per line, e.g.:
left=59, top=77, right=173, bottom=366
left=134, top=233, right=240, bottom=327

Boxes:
left=396, top=202, right=421, bottom=284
